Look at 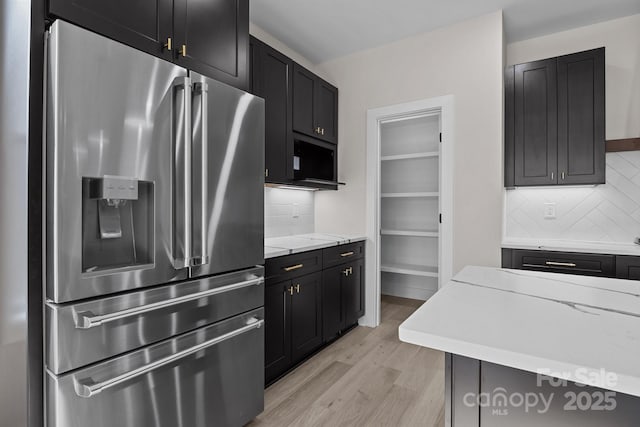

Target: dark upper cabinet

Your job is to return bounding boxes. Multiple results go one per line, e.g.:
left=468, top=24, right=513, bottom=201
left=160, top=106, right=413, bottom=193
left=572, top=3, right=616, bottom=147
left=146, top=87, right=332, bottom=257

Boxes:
left=49, top=0, right=249, bottom=89
left=292, top=63, right=338, bottom=144
left=557, top=48, right=605, bottom=185
left=173, top=0, right=249, bottom=89
left=48, top=0, right=174, bottom=61
left=250, top=37, right=293, bottom=183
left=505, top=48, right=605, bottom=187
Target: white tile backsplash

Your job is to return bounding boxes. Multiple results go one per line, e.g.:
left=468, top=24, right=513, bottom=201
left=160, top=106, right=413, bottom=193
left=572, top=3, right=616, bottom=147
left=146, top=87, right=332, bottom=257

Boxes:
left=264, top=187, right=315, bottom=238
left=505, top=152, right=640, bottom=244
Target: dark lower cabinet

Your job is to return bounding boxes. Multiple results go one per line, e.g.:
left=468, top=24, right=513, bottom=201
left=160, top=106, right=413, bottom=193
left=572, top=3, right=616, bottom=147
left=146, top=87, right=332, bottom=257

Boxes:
left=264, top=272, right=322, bottom=384
left=323, top=259, right=364, bottom=342
left=505, top=48, right=605, bottom=187
left=265, top=243, right=365, bottom=385
left=503, top=248, right=640, bottom=281
left=264, top=279, right=291, bottom=383
left=49, top=0, right=249, bottom=89
left=290, top=272, right=323, bottom=362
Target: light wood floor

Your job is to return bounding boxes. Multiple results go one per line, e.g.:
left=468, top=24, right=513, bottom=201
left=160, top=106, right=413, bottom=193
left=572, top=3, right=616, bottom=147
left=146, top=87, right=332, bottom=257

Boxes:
left=249, top=295, right=445, bottom=427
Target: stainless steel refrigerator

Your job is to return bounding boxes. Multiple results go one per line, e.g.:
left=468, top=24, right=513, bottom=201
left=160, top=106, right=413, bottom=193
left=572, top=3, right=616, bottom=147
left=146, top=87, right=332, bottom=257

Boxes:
left=44, top=20, right=265, bottom=427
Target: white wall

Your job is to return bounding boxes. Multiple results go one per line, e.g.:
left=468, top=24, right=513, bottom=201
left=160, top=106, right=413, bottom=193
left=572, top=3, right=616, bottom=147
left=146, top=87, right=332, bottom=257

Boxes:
left=506, top=13, right=640, bottom=141
left=314, top=11, right=505, bottom=273
left=264, top=188, right=315, bottom=238
left=505, top=14, right=640, bottom=244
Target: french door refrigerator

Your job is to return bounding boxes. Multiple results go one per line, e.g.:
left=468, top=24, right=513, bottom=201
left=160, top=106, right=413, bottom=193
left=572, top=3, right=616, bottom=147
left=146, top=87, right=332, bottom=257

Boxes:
left=44, top=21, right=265, bottom=427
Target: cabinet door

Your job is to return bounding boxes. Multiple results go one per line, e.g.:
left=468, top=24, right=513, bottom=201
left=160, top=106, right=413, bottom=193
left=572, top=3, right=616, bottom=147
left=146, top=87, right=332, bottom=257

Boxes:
left=290, top=272, right=323, bottom=363
left=514, top=59, right=557, bottom=186
left=322, top=265, right=344, bottom=342
left=557, top=48, right=605, bottom=185
left=343, top=259, right=364, bottom=327
left=48, top=0, right=173, bottom=61
left=173, top=0, right=249, bottom=89
left=616, top=256, right=640, bottom=280
left=316, top=79, right=338, bottom=144
left=292, top=64, right=317, bottom=138
left=251, top=38, right=293, bottom=183
left=264, top=279, right=291, bottom=384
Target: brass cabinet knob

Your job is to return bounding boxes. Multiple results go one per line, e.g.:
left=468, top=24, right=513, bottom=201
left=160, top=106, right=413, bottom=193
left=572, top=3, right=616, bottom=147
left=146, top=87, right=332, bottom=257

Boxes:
left=295, top=284, right=301, bottom=293
left=288, top=286, right=294, bottom=296
left=180, top=44, right=187, bottom=57
left=321, top=128, right=325, bottom=136
left=164, top=37, right=172, bottom=51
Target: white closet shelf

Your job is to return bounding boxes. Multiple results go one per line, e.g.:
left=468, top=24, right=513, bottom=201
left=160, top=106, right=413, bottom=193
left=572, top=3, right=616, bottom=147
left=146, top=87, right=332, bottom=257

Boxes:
left=380, top=263, right=439, bottom=277
left=380, top=229, right=438, bottom=237
left=380, top=151, right=439, bottom=161
left=380, top=192, right=439, bottom=198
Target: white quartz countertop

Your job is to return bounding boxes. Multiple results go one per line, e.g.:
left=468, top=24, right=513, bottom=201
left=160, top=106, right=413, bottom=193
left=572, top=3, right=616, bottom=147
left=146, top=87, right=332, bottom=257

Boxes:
left=399, top=266, right=640, bottom=397
left=502, top=238, right=640, bottom=256
left=264, top=233, right=366, bottom=259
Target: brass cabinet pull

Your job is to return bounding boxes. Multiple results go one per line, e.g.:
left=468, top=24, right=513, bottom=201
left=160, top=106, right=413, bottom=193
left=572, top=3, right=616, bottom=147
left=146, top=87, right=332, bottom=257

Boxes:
left=561, top=172, right=566, bottom=180
left=321, top=128, right=325, bottom=136
left=315, top=126, right=322, bottom=134
left=180, top=44, right=187, bottom=57
left=288, top=286, right=294, bottom=296
left=342, top=269, right=349, bottom=276
left=340, top=251, right=354, bottom=257
left=283, top=263, right=303, bottom=272
left=551, top=172, right=554, bottom=180
left=545, top=261, right=576, bottom=267
left=164, top=37, right=172, bottom=51
left=265, top=169, right=269, bottom=177
left=295, top=284, right=301, bottom=293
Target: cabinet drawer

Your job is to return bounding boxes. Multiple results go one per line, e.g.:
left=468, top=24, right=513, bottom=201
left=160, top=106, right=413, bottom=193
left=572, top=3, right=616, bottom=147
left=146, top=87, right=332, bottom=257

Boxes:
left=265, top=250, right=322, bottom=281
left=616, top=256, right=640, bottom=280
left=511, top=250, right=614, bottom=277
left=322, top=241, right=364, bottom=269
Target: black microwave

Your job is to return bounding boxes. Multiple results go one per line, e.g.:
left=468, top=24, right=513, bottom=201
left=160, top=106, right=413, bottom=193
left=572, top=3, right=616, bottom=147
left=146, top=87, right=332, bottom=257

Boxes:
left=292, top=134, right=339, bottom=190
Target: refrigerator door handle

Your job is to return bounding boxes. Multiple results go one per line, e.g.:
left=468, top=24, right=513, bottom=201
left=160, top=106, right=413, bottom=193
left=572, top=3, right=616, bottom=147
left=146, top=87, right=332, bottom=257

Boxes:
left=73, top=317, right=264, bottom=398
left=191, top=82, right=209, bottom=266
left=172, top=76, right=192, bottom=270
left=72, top=276, right=264, bottom=329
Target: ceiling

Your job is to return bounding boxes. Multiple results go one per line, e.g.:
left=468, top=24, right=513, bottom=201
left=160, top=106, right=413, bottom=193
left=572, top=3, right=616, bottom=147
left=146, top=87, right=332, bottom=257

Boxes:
left=250, top=0, right=640, bottom=64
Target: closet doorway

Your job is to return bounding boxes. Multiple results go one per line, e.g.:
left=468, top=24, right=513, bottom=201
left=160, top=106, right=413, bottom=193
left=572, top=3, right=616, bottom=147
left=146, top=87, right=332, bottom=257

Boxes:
left=364, top=96, right=453, bottom=327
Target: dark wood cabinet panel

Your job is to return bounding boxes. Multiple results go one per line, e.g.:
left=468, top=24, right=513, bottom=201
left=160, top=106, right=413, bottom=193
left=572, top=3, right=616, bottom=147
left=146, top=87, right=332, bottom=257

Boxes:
left=292, top=64, right=338, bottom=144
left=557, top=48, right=605, bottom=185
left=510, top=249, right=614, bottom=277
left=344, top=258, right=364, bottom=327
left=615, top=256, right=640, bottom=280
left=316, top=80, right=338, bottom=144
left=290, top=272, right=323, bottom=363
left=50, top=0, right=249, bottom=89
left=250, top=37, right=293, bottom=183
left=513, top=59, right=557, bottom=186
left=322, top=264, right=343, bottom=342
left=292, top=64, right=317, bottom=139
left=174, top=0, right=248, bottom=89
left=265, top=249, right=322, bottom=282
left=49, top=0, right=173, bottom=61
left=505, top=48, right=605, bottom=187
left=264, top=279, right=291, bottom=384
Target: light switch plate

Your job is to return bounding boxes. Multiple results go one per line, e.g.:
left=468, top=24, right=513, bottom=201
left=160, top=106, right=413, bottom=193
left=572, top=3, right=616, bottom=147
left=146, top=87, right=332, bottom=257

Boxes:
left=544, top=202, right=556, bottom=219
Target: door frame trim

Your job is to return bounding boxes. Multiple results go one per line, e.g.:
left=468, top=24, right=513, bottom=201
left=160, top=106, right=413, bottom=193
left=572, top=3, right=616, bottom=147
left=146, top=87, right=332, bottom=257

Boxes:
left=364, top=95, right=454, bottom=327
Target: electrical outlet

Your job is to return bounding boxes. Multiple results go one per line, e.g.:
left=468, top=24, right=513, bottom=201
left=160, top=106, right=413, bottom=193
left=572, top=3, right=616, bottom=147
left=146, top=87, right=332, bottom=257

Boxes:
left=544, top=202, right=556, bottom=219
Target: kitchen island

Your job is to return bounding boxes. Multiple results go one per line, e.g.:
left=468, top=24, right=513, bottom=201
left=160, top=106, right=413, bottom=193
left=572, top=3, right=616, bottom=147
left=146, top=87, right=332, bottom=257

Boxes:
left=399, top=266, right=640, bottom=426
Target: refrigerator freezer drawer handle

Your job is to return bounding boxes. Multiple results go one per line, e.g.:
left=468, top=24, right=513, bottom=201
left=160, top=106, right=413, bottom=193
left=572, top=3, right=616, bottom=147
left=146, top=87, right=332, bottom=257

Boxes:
left=73, top=276, right=264, bottom=329
left=73, top=317, right=264, bottom=398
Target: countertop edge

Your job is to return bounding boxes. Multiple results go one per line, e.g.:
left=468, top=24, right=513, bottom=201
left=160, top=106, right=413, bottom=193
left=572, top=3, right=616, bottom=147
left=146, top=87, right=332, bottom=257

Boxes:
left=398, top=325, right=640, bottom=398
left=502, top=240, right=640, bottom=256
left=264, top=235, right=367, bottom=259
